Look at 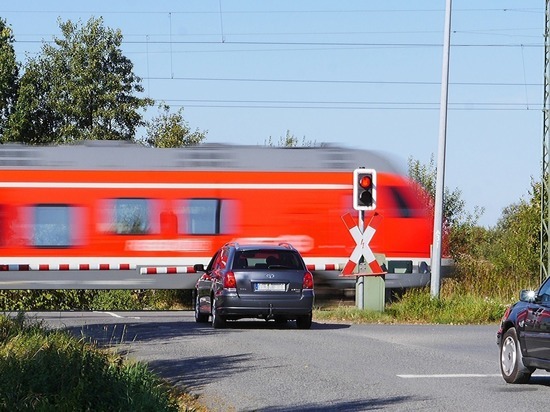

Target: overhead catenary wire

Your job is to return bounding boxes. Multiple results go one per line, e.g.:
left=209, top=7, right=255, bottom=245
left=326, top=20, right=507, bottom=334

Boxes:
left=4, top=5, right=540, bottom=115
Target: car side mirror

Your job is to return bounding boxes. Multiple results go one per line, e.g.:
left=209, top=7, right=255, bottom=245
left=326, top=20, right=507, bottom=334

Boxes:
left=520, top=289, right=536, bottom=302
left=194, top=264, right=206, bottom=272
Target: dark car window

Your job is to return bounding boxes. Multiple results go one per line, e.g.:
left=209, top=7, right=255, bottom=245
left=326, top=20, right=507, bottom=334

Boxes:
left=234, top=249, right=303, bottom=270
left=208, top=250, right=222, bottom=271
left=537, top=278, right=550, bottom=305
left=539, top=278, right=550, bottom=297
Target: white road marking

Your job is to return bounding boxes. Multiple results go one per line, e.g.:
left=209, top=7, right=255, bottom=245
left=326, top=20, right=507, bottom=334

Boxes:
left=398, top=374, right=501, bottom=379
left=94, top=311, right=141, bottom=320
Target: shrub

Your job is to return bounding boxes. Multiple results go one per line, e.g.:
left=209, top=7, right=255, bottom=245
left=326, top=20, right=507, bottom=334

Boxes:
left=0, top=314, right=179, bottom=411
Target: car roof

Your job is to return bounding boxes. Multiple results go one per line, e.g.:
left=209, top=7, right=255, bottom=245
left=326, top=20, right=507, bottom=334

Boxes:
left=226, top=243, right=298, bottom=252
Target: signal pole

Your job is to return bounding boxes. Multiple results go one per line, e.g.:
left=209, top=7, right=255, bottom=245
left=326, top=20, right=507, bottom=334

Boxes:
left=541, top=0, right=550, bottom=283
left=431, top=0, right=452, bottom=298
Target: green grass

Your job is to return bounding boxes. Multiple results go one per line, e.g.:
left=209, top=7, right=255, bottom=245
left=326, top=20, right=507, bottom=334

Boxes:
left=313, top=287, right=509, bottom=325
left=0, top=313, right=190, bottom=412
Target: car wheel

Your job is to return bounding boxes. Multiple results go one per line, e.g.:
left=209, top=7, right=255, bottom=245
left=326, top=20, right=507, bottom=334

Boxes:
left=194, top=292, right=209, bottom=323
left=500, top=328, right=533, bottom=384
left=296, top=312, right=312, bottom=330
left=211, top=296, right=226, bottom=329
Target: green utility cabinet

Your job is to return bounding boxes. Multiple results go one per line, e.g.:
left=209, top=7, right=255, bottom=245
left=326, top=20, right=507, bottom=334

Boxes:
left=356, top=275, right=385, bottom=312
left=355, top=255, right=386, bottom=312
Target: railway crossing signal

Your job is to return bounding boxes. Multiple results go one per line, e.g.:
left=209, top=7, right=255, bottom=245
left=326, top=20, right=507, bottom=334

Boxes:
left=353, top=168, right=376, bottom=211
left=341, top=212, right=384, bottom=276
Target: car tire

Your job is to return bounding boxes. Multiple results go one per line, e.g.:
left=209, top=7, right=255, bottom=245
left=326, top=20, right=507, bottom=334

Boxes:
left=500, top=328, right=533, bottom=384
left=211, top=296, right=226, bottom=329
left=194, top=292, right=209, bottom=323
left=296, top=312, right=312, bottom=330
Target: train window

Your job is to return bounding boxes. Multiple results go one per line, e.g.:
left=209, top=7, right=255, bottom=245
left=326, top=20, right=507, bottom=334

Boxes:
left=184, top=199, right=220, bottom=235
left=33, top=205, right=71, bottom=247
left=114, top=198, right=150, bottom=234
left=176, top=199, right=238, bottom=235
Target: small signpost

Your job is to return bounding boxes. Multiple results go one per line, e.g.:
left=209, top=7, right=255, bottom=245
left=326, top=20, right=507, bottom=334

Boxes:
left=342, top=168, right=386, bottom=311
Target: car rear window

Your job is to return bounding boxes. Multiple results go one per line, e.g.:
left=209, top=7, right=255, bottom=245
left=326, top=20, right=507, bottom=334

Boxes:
left=233, top=250, right=303, bottom=270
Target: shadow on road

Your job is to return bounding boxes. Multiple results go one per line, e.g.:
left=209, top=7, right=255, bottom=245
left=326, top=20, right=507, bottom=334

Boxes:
left=250, top=396, right=423, bottom=412
left=59, top=316, right=351, bottom=347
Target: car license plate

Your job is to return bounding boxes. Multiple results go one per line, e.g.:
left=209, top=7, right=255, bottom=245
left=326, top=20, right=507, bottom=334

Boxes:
left=255, top=283, right=286, bottom=292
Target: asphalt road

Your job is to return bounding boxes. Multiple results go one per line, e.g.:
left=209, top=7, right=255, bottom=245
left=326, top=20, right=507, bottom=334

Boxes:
left=29, top=311, right=550, bottom=412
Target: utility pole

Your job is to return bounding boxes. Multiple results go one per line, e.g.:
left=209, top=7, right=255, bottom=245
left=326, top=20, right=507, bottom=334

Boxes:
left=431, top=0, right=452, bottom=298
left=541, top=0, right=550, bottom=283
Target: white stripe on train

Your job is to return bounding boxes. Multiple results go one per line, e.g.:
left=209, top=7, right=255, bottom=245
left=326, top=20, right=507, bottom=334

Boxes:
left=0, top=182, right=350, bottom=190
left=0, top=262, right=348, bottom=273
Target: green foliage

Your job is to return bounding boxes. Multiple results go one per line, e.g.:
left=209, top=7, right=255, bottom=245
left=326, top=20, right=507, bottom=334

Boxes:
left=491, top=180, right=541, bottom=277
left=314, top=305, right=396, bottom=323
left=265, top=129, right=319, bottom=147
left=314, top=288, right=507, bottom=324
left=145, top=103, right=207, bottom=148
left=0, top=290, right=96, bottom=311
left=0, top=315, right=178, bottom=411
left=90, top=290, right=144, bottom=311
left=387, top=287, right=506, bottom=324
left=5, top=17, right=153, bottom=144
left=0, top=290, right=193, bottom=311
left=405, top=155, right=541, bottom=303
left=145, top=290, right=194, bottom=310
left=407, top=154, right=483, bottom=229
left=0, top=18, right=18, bottom=138
left=448, top=179, right=541, bottom=301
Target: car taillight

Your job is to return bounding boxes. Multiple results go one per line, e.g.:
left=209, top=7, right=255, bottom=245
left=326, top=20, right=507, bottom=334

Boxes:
left=501, top=305, right=512, bottom=322
left=224, top=271, right=237, bottom=289
left=302, top=271, right=314, bottom=289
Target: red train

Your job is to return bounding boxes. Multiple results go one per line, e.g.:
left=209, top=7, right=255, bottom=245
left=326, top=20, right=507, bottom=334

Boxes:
left=0, top=141, right=452, bottom=289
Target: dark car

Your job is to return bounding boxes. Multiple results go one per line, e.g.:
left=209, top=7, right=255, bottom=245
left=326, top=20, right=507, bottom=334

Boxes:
left=497, top=276, right=550, bottom=383
left=193, top=242, right=315, bottom=329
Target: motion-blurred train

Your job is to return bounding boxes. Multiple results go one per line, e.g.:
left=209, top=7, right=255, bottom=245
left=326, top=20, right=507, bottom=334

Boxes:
left=0, top=141, right=452, bottom=290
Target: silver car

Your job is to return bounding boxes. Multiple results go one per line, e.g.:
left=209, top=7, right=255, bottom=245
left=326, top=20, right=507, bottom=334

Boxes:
left=194, top=242, right=315, bottom=329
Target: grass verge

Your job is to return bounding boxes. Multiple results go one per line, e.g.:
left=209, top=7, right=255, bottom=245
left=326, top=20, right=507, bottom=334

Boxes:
left=0, top=313, right=206, bottom=412
left=313, top=287, right=509, bottom=325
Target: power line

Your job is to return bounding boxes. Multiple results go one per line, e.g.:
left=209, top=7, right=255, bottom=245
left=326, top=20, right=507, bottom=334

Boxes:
left=144, top=76, right=541, bottom=87
left=0, top=8, right=541, bottom=15
left=14, top=39, right=543, bottom=48
left=155, top=101, right=541, bottom=111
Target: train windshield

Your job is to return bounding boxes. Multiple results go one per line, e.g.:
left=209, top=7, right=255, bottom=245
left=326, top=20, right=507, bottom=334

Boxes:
left=380, top=185, right=430, bottom=218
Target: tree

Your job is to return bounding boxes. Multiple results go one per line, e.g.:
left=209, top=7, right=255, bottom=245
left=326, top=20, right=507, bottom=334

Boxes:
left=145, top=103, right=207, bottom=148
left=265, top=129, right=319, bottom=147
left=5, top=17, right=152, bottom=144
left=0, top=18, right=18, bottom=139
left=490, top=179, right=541, bottom=281
left=408, top=155, right=485, bottom=260
left=408, top=154, right=482, bottom=228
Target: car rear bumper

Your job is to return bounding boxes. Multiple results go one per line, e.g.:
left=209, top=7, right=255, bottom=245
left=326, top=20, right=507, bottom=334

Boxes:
left=216, top=291, right=314, bottom=319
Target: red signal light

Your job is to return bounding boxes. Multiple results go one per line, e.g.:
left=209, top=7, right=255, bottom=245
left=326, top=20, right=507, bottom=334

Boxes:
left=359, top=175, right=372, bottom=189
left=353, top=168, right=377, bottom=211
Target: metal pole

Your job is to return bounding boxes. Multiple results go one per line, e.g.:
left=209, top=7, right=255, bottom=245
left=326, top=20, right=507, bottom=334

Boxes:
left=541, top=0, right=550, bottom=283
left=431, top=0, right=452, bottom=298
left=357, top=210, right=365, bottom=309
left=357, top=276, right=364, bottom=309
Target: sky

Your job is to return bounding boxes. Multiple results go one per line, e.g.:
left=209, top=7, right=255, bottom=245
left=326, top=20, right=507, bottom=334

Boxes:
left=1, top=1, right=544, bottom=227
